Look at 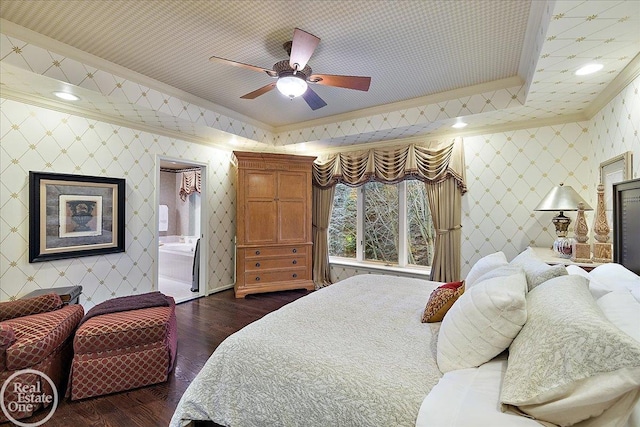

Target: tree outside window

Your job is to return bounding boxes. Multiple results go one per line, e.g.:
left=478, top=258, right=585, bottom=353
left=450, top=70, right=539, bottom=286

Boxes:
left=328, top=180, right=434, bottom=267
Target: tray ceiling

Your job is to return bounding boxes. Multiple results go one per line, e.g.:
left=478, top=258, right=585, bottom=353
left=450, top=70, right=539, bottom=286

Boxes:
left=1, top=0, right=639, bottom=150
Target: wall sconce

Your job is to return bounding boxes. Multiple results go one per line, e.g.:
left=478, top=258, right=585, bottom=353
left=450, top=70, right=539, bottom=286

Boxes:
left=534, top=183, right=592, bottom=258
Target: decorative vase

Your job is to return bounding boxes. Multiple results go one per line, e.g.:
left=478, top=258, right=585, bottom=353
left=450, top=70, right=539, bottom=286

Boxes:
left=593, top=183, right=610, bottom=242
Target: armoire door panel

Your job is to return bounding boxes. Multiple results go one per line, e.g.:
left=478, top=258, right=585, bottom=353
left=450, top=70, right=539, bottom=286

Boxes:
left=278, top=172, right=307, bottom=200
left=246, top=172, right=276, bottom=199
left=278, top=200, right=306, bottom=242
left=246, top=201, right=277, bottom=243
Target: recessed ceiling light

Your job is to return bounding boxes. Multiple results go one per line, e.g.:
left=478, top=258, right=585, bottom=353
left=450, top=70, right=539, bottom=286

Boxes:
left=53, top=92, right=80, bottom=101
left=575, top=63, right=603, bottom=76
left=452, top=121, right=468, bottom=129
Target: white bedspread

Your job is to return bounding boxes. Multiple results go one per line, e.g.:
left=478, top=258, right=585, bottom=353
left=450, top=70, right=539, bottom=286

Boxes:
left=170, top=274, right=442, bottom=427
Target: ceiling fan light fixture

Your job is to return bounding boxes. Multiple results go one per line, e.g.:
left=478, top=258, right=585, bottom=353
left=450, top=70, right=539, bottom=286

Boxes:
left=276, top=75, right=308, bottom=98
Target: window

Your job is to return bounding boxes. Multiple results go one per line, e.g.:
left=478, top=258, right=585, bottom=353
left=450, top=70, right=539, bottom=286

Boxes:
left=328, top=180, right=435, bottom=267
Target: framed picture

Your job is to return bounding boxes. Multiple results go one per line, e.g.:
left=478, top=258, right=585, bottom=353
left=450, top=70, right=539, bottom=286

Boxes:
left=613, top=178, right=640, bottom=274
left=29, top=172, right=125, bottom=263
left=599, top=151, right=633, bottom=229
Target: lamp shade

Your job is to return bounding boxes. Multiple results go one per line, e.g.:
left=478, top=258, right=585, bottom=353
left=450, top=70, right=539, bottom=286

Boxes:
left=534, top=183, right=593, bottom=211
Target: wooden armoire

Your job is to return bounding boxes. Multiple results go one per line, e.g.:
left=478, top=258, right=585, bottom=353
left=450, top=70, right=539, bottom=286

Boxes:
left=234, top=151, right=316, bottom=298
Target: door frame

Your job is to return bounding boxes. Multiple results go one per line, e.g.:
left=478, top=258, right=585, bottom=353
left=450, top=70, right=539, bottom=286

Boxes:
left=154, top=155, right=208, bottom=301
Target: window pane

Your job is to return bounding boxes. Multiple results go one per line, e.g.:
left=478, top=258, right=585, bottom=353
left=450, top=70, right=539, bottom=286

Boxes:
left=364, top=182, right=398, bottom=263
left=328, top=184, right=357, bottom=257
left=406, top=180, right=435, bottom=266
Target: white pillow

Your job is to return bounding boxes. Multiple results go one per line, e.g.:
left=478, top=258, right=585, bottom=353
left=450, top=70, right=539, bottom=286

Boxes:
left=597, top=291, right=640, bottom=343
left=590, top=263, right=640, bottom=303
left=472, top=265, right=525, bottom=290
left=501, top=275, right=640, bottom=426
left=590, top=263, right=640, bottom=283
left=510, top=247, right=567, bottom=291
left=565, top=265, right=613, bottom=299
left=465, top=252, right=508, bottom=288
left=437, top=269, right=527, bottom=373
left=566, top=264, right=637, bottom=300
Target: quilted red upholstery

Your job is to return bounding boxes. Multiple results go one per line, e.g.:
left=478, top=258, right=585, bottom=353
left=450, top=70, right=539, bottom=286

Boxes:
left=0, top=295, right=82, bottom=423
left=69, top=296, right=177, bottom=400
left=74, top=306, right=174, bottom=353
left=0, top=324, right=16, bottom=371
left=0, top=293, right=63, bottom=322
left=3, top=305, right=84, bottom=370
left=71, top=343, right=169, bottom=399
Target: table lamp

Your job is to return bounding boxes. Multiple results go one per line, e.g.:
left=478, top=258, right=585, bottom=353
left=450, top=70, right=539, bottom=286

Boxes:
left=534, top=183, right=592, bottom=258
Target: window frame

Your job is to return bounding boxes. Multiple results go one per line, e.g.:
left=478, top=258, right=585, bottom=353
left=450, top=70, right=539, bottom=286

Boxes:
left=329, top=180, right=431, bottom=274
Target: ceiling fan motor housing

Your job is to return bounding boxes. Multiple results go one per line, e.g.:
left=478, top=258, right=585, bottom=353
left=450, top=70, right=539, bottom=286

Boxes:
left=273, top=60, right=312, bottom=80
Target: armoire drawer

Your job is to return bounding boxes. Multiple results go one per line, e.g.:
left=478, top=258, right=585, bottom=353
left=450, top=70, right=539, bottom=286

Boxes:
left=245, top=246, right=305, bottom=258
left=245, top=256, right=306, bottom=271
left=245, top=268, right=308, bottom=284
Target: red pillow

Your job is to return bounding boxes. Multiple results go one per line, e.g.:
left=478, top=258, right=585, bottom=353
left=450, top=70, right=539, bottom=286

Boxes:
left=421, top=281, right=465, bottom=323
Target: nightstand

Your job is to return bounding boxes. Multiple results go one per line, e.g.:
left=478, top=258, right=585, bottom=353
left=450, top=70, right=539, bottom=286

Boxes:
left=529, top=247, right=604, bottom=272
left=22, top=285, right=83, bottom=305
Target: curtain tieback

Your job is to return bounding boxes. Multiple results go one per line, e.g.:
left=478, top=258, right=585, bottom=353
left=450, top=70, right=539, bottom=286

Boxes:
left=436, top=224, right=462, bottom=235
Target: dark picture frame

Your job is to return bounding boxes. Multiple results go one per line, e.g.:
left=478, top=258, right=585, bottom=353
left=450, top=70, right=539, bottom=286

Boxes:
left=29, top=172, right=125, bottom=263
left=613, top=177, right=640, bottom=274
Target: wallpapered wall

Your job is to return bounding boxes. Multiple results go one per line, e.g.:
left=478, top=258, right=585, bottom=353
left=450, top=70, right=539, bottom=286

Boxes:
left=0, top=98, right=236, bottom=307
left=1, top=76, right=638, bottom=302
left=332, top=74, right=639, bottom=282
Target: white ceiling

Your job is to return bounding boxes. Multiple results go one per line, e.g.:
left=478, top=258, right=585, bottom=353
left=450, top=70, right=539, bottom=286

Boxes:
left=1, top=0, right=639, bottom=150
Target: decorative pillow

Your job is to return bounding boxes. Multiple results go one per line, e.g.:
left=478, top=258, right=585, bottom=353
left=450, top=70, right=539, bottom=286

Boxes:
left=510, top=247, right=567, bottom=291
left=501, top=275, right=640, bottom=426
left=465, top=252, right=508, bottom=288
left=421, top=281, right=465, bottom=323
left=472, top=265, right=525, bottom=289
left=436, top=269, right=527, bottom=373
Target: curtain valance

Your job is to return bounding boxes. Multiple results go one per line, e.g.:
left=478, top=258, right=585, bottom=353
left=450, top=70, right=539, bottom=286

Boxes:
left=179, top=170, right=202, bottom=201
left=312, top=137, right=466, bottom=193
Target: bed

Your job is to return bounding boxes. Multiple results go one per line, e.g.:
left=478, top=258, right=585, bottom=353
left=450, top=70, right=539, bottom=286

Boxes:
left=171, top=253, right=640, bottom=427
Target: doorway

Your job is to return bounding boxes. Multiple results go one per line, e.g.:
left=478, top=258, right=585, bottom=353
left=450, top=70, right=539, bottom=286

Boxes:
left=156, top=156, right=207, bottom=303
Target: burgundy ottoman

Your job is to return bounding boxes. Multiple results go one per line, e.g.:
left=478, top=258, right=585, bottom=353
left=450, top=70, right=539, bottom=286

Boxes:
left=68, top=295, right=177, bottom=400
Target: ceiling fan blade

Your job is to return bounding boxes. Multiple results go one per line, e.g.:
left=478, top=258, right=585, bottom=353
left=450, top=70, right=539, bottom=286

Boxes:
left=289, top=28, right=320, bottom=70
left=209, top=55, right=277, bottom=77
left=309, top=74, right=371, bottom=91
left=302, top=87, right=327, bottom=110
left=240, top=83, right=277, bottom=99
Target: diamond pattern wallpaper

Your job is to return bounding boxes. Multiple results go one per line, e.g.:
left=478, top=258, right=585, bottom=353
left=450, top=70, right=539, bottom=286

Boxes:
left=0, top=100, right=236, bottom=307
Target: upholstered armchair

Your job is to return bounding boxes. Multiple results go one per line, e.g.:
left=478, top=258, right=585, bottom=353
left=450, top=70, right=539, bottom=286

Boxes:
left=0, top=293, right=84, bottom=422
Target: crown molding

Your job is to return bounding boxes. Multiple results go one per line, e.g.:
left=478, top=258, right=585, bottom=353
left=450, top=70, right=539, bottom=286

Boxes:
left=0, top=19, right=274, bottom=134
left=272, top=76, right=524, bottom=135
left=584, top=52, right=640, bottom=119
left=308, top=112, right=588, bottom=156
left=0, top=87, right=243, bottom=152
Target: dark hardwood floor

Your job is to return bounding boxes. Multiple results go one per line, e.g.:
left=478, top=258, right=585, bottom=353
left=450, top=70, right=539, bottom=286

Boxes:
left=13, top=288, right=310, bottom=427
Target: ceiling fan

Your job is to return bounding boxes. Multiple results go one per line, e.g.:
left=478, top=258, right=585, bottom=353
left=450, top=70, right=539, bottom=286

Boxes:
left=209, top=28, right=371, bottom=111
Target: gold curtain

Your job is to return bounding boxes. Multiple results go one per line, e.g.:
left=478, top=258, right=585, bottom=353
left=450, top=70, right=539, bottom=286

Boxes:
left=312, top=185, right=336, bottom=288
left=179, top=170, right=202, bottom=201
left=426, top=178, right=463, bottom=282
left=312, top=137, right=466, bottom=284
